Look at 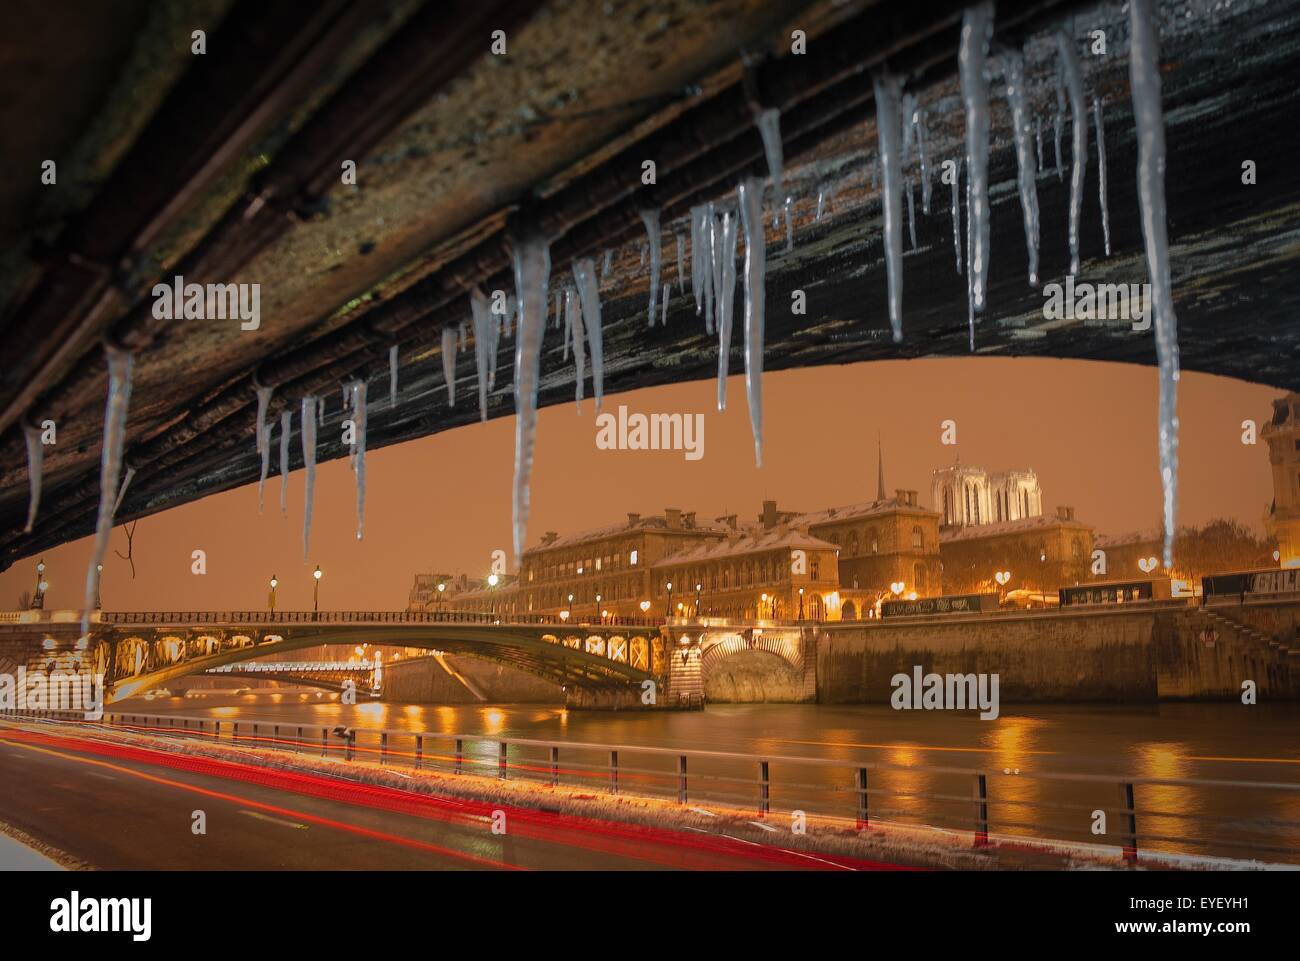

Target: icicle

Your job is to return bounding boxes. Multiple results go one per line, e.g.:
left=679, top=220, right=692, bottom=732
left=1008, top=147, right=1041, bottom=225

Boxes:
left=714, top=210, right=738, bottom=411
left=754, top=107, right=784, bottom=202
left=783, top=196, right=794, bottom=252
left=301, top=396, right=317, bottom=559
left=816, top=187, right=826, bottom=222
left=351, top=380, right=367, bottom=541
left=573, top=257, right=604, bottom=411
left=279, top=408, right=292, bottom=516
left=388, top=345, right=399, bottom=407
left=317, top=396, right=325, bottom=427
left=660, top=282, right=670, bottom=326
left=602, top=248, right=613, bottom=279
left=112, top=465, right=135, bottom=518
left=568, top=287, right=586, bottom=410
left=874, top=71, right=905, bottom=342
left=553, top=289, right=563, bottom=330
left=83, top=347, right=132, bottom=632
left=737, top=178, right=766, bottom=468
left=951, top=158, right=963, bottom=274
left=561, top=285, right=573, bottom=361
left=1130, top=0, right=1181, bottom=569
left=254, top=385, right=273, bottom=460
left=906, top=177, right=917, bottom=251
left=509, top=225, right=550, bottom=562
left=23, top=424, right=42, bottom=532
left=640, top=208, right=662, bottom=327
left=1036, top=116, right=1044, bottom=174
left=900, top=92, right=917, bottom=165
left=1057, top=32, right=1088, bottom=278
left=1094, top=96, right=1111, bottom=257
left=702, top=204, right=717, bottom=334
left=441, top=327, right=457, bottom=405
left=916, top=109, right=932, bottom=214
left=690, top=205, right=706, bottom=315
left=709, top=207, right=726, bottom=344
left=471, top=286, right=495, bottom=422
left=503, top=295, right=516, bottom=338
left=959, top=2, right=994, bottom=312
left=1004, top=49, right=1041, bottom=286
left=1053, top=63, right=1066, bottom=182
left=675, top=231, right=686, bottom=293
left=966, top=173, right=975, bottom=351
left=258, top=417, right=274, bottom=513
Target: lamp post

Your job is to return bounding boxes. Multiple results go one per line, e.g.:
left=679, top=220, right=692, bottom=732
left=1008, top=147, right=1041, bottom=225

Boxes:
left=313, top=566, right=322, bottom=616
left=31, top=559, right=46, bottom=610
left=437, top=581, right=446, bottom=613
left=798, top=587, right=805, bottom=621
left=488, top=572, right=500, bottom=619
left=94, top=564, right=103, bottom=610
left=760, top=592, right=768, bottom=620
left=694, top=582, right=702, bottom=617
left=595, top=594, right=603, bottom=623
left=665, top=581, right=673, bottom=619
left=269, top=575, right=278, bottom=613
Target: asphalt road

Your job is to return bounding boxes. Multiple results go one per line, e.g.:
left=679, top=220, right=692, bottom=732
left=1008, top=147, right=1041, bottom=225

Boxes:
left=0, top=723, right=880, bottom=871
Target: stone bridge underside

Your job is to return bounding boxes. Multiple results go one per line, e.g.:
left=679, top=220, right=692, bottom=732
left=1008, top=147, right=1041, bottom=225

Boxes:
left=2, top=0, right=1299, bottom=566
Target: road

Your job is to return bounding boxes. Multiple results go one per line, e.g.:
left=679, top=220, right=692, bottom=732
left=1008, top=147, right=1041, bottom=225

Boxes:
left=0, top=722, right=893, bottom=871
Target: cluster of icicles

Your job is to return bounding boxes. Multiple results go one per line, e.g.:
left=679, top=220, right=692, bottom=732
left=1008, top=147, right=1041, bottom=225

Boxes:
left=23, top=0, right=1179, bottom=627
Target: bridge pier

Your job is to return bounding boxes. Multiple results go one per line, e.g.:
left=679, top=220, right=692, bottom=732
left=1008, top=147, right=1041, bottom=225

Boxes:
left=663, top=628, right=704, bottom=709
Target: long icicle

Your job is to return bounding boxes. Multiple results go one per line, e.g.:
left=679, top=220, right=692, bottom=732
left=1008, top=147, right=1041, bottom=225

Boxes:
left=471, top=287, right=495, bottom=421
left=1004, top=48, right=1041, bottom=286
left=301, top=396, right=317, bottom=559
left=1054, top=63, right=1066, bottom=181
left=906, top=177, right=917, bottom=251
left=951, top=158, right=963, bottom=274
left=959, top=2, right=994, bottom=312
left=874, top=71, right=905, bottom=342
left=675, top=231, right=686, bottom=294
left=568, top=287, right=586, bottom=410
left=23, top=424, right=43, bottom=532
left=1130, top=0, right=1181, bottom=569
left=351, top=380, right=367, bottom=541
left=258, top=416, right=274, bottom=513
left=715, top=210, right=739, bottom=411
left=441, top=326, right=458, bottom=406
left=754, top=107, right=784, bottom=204
left=279, top=409, right=292, bottom=516
left=82, top=345, right=133, bottom=635
left=1094, top=96, right=1111, bottom=257
left=573, top=257, right=604, bottom=410
left=112, top=466, right=135, bottom=518
left=690, top=206, right=706, bottom=315
left=254, top=385, right=273, bottom=460
left=917, top=108, right=932, bottom=214
left=702, top=203, right=717, bottom=334
left=510, top=224, right=551, bottom=562
left=640, top=208, right=661, bottom=327
left=1058, top=31, right=1088, bottom=277
left=738, top=178, right=767, bottom=467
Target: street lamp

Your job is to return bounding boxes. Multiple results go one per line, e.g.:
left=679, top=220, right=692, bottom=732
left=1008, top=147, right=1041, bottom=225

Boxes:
left=798, top=586, right=805, bottom=621
left=269, top=574, right=278, bottom=613
left=595, top=594, right=603, bottom=623
left=94, top=564, right=103, bottom=610
left=313, top=566, right=322, bottom=615
left=436, top=581, right=446, bottom=612
left=488, top=572, right=499, bottom=619
left=665, top=580, right=673, bottom=618
left=694, top=582, right=702, bottom=617
left=31, top=559, right=46, bottom=610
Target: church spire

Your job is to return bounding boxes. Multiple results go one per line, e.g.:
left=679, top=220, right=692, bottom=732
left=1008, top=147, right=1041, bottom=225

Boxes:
left=876, top=433, right=886, bottom=502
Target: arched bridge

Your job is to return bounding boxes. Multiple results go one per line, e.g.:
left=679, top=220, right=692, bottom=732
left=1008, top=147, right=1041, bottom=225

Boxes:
left=203, top=658, right=387, bottom=696
left=58, top=610, right=667, bottom=706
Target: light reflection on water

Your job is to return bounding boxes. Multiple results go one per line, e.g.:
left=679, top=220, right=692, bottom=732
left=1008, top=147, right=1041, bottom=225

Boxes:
left=118, top=694, right=1300, bottom=860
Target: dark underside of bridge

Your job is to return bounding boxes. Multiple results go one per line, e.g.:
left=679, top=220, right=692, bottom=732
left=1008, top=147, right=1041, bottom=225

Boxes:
left=1, top=0, right=1298, bottom=568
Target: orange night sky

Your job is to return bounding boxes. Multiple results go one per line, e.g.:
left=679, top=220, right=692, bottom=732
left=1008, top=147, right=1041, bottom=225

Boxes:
left=0, top=357, right=1281, bottom=612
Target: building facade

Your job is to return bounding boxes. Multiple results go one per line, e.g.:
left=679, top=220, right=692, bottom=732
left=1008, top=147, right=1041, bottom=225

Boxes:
left=932, top=463, right=1044, bottom=528
left=1264, top=392, right=1300, bottom=567
left=939, top=507, right=1094, bottom=595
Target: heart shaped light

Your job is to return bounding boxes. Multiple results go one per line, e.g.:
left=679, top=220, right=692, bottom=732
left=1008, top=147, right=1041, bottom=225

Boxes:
left=1138, top=557, right=1158, bottom=573
left=994, top=570, right=1011, bottom=586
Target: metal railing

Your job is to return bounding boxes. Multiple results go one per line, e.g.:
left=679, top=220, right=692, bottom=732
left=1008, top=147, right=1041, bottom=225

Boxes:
left=97, top=610, right=664, bottom=628
left=6, top=709, right=1298, bottom=866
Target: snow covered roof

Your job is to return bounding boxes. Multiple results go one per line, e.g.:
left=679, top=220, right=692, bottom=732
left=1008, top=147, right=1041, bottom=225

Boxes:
left=1093, top=529, right=1162, bottom=549
left=939, top=514, right=1092, bottom=543
left=652, top=527, right=838, bottom=566
left=792, top=497, right=937, bottom=527
left=525, top=513, right=724, bottom=553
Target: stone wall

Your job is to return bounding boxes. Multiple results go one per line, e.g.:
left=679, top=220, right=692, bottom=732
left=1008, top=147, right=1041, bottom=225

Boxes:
left=381, top=655, right=561, bottom=704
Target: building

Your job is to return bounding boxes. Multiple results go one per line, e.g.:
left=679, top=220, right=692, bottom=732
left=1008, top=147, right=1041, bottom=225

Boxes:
left=508, top=508, right=726, bottom=619
left=650, top=525, right=842, bottom=621
left=1264, top=392, right=1300, bottom=567
left=932, top=462, right=1044, bottom=528
left=939, top=506, right=1094, bottom=595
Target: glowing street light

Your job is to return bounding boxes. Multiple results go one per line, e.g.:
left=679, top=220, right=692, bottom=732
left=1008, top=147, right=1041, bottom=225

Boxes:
left=665, top=581, right=674, bottom=618
left=269, top=574, right=278, bottom=613
left=94, top=564, right=103, bottom=610
left=31, top=559, right=47, bottom=610
left=798, top=586, right=805, bottom=620
left=313, top=566, right=322, bottom=614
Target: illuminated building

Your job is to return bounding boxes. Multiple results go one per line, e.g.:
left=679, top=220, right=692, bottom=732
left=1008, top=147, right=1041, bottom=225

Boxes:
left=1264, top=392, right=1300, bottom=567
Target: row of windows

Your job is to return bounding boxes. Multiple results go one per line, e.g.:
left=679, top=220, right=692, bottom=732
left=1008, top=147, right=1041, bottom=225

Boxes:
left=656, top=552, right=825, bottom=596
left=526, top=546, right=639, bottom=582
left=818, top=525, right=926, bottom=554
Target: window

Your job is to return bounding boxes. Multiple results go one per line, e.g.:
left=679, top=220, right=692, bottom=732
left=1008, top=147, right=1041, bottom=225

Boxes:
left=911, top=526, right=923, bottom=550
left=629, top=549, right=639, bottom=566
